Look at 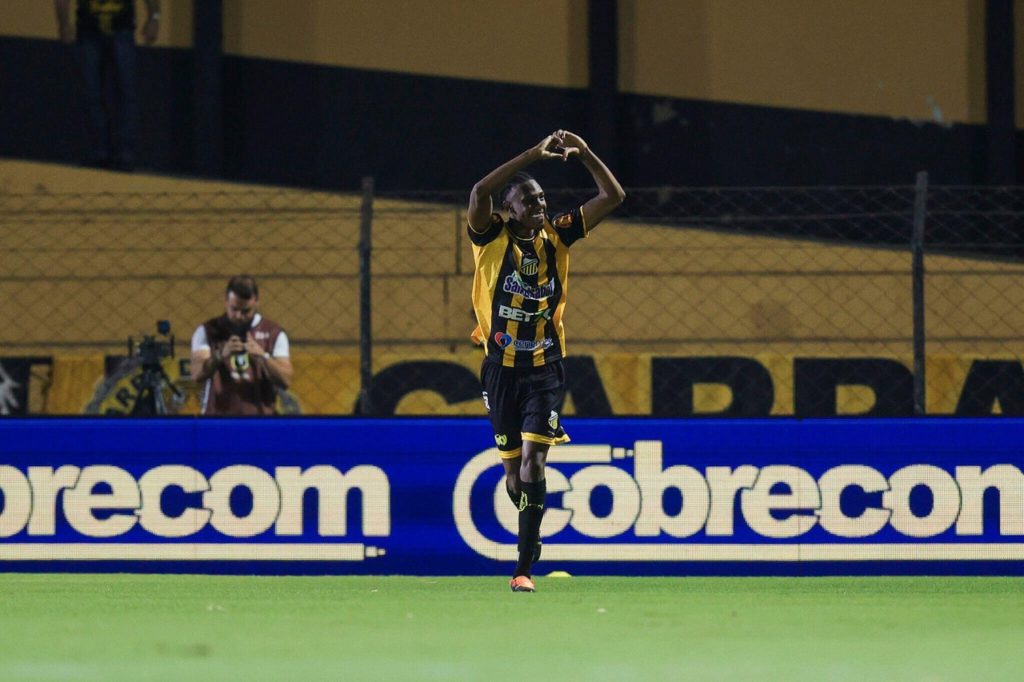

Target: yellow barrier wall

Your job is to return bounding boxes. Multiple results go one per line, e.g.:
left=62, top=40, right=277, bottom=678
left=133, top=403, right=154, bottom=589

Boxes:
left=5, top=161, right=1023, bottom=360
left=221, top=0, right=588, bottom=88
left=9, top=1, right=1019, bottom=125
left=38, top=351, right=1021, bottom=416
left=6, top=165, right=1024, bottom=417
left=619, top=0, right=987, bottom=124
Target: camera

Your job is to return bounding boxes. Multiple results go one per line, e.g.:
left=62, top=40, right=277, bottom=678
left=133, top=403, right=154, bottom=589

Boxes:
left=130, top=320, right=175, bottom=367
left=126, top=320, right=181, bottom=415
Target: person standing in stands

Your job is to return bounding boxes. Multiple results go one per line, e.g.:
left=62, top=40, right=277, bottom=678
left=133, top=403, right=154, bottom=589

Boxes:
left=55, top=0, right=160, bottom=171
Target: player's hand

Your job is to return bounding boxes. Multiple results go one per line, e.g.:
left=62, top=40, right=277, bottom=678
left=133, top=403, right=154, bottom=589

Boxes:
left=532, top=134, right=574, bottom=162
left=244, top=337, right=265, bottom=358
left=554, top=130, right=588, bottom=156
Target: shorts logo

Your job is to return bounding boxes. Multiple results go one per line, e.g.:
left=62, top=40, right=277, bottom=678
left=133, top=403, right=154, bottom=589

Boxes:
left=548, top=410, right=559, bottom=430
left=495, top=434, right=507, bottom=446
left=494, top=332, right=512, bottom=348
left=521, top=257, right=539, bottom=276
left=482, top=391, right=490, bottom=412
left=554, top=213, right=573, bottom=228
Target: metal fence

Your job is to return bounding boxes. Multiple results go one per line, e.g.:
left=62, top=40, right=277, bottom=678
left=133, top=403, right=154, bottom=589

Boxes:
left=2, top=175, right=1023, bottom=416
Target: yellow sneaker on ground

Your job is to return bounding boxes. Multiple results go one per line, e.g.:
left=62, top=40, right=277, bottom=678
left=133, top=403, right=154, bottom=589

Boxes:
left=509, top=576, right=536, bottom=592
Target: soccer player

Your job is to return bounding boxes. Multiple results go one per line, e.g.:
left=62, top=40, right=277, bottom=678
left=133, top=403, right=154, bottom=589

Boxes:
left=467, top=130, right=625, bottom=592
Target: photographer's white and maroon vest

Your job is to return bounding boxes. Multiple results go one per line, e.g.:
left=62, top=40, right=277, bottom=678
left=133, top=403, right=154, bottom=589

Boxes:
left=200, top=314, right=284, bottom=415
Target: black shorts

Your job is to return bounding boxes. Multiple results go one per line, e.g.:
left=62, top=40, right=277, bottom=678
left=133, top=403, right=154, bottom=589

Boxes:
left=480, top=358, right=570, bottom=459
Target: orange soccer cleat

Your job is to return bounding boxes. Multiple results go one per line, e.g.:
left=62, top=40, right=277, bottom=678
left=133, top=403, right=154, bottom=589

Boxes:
left=509, top=575, right=536, bottom=593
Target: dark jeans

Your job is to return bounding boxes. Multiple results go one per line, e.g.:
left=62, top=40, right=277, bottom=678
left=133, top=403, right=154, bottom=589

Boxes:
left=77, top=29, right=138, bottom=167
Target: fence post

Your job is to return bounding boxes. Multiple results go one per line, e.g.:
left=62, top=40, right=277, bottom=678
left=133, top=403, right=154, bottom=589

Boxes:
left=911, top=171, right=928, bottom=415
left=358, top=176, right=375, bottom=415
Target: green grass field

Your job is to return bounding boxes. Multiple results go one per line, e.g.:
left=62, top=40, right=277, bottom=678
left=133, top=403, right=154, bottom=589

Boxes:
left=1, top=574, right=1022, bottom=681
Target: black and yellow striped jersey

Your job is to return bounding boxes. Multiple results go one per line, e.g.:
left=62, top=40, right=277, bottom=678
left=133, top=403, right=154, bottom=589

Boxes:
left=468, top=207, right=588, bottom=368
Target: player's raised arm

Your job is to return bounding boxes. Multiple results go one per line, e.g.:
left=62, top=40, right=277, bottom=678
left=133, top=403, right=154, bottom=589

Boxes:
left=555, top=130, right=626, bottom=230
left=467, top=134, right=568, bottom=232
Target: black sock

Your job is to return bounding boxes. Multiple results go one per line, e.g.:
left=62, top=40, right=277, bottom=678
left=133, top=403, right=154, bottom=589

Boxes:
left=514, top=479, right=546, bottom=577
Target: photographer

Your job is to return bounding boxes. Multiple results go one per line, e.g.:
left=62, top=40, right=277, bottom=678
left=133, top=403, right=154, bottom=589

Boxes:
left=190, top=275, right=293, bottom=415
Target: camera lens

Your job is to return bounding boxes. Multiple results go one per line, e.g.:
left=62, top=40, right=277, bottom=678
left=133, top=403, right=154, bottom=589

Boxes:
left=233, top=352, right=250, bottom=371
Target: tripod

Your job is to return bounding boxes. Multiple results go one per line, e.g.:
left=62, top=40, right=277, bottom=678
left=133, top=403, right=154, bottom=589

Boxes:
left=131, top=361, right=183, bottom=416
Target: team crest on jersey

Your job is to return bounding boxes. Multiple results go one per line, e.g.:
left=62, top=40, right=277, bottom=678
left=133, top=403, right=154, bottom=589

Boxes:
left=554, top=213, right=573, bottom=228
left=521, top=256, right=539, bottom=276
left=548, top=410, right=559, bottom=430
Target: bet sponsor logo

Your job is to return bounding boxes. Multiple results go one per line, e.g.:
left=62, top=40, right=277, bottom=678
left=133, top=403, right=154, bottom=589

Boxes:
left=498, top=305, right=552, bottom=324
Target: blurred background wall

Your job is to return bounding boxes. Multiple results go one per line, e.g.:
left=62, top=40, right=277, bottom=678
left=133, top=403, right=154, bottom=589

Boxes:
left=0, top=0, right=1020, bottom=189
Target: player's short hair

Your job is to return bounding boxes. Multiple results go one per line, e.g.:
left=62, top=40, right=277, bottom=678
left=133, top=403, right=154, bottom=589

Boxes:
left=501, top=172, right=536, bottom=205
left=226, top=275, right=258, bottom=300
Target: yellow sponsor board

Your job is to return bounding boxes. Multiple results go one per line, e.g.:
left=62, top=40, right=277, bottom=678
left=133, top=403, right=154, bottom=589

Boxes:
left=25, top=352, right=1024, bottom=416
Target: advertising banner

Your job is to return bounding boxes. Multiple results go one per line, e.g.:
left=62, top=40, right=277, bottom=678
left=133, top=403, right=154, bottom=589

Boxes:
left=0, top=358, right=40, bottom=415
left=1, top=418, right=1022, bottom=575
left=19, top=352, right=1024, bottom=416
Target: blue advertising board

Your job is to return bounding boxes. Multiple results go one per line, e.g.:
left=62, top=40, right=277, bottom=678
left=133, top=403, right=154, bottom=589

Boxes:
left=1, top=418, right=1023, bottom=575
